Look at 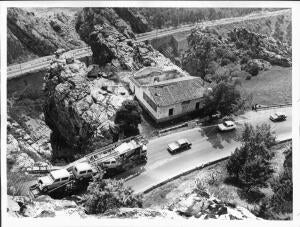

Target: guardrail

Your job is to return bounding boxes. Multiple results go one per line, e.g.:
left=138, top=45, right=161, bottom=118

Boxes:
left=255, top=103, right=292, bottom=111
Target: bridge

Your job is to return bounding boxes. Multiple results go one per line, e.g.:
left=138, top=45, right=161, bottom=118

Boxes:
left=7, top=9, right=290, bottom=79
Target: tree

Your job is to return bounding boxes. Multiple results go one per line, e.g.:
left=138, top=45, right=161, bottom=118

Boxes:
left=226, top=123, right=276, bottom=189
left=115, top=100, right=142, bottom=137
left=84, top=174, right=143, bottom=214
left=239, top=157, right=274, bottom=189
left=202, top=80, right=244, bottom=116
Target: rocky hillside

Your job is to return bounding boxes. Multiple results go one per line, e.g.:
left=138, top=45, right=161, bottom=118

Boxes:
left=182, top=27, right=291, bottom=80
left=7, top=8, right=86, bottom=64
left=7, top=182, right=260, bottom=220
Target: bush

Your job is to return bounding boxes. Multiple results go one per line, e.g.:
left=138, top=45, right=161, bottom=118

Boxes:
left=84, top=174, right=143, bottom=214
left=115, top=100, right=142, bottom=137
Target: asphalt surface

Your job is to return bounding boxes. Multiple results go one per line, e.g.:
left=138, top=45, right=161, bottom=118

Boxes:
left=124, top=107, right=291, bottom=193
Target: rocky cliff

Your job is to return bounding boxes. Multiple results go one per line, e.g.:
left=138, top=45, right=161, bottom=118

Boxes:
left=43, top=57, right=133, bottom=152
left=7, top=8, right=86, bottom=64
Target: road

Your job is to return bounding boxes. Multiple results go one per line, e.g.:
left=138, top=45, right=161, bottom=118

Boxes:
left=124, top=107, right=291, bottom=193
left=7, top=9, right=290, bottom=79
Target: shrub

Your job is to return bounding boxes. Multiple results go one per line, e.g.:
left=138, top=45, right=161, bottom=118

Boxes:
left=84, top=174, right=143, bottom=214
left=115, top=100, right=142, bottom=137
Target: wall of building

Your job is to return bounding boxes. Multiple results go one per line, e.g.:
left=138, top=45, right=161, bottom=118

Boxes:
left=157, top=98, right=204, bottom=121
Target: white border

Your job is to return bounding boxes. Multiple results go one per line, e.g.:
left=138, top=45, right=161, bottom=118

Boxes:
left=1, top=1, right=300, bottom=227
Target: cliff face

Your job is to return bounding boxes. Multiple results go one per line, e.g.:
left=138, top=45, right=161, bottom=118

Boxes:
left=76, top=8, right=180, bottom=71
left=43, top=58, right=133, bottom=152
left=114, top=8, right=150, bottom=34
left=7, top=8, right=86, bottom=64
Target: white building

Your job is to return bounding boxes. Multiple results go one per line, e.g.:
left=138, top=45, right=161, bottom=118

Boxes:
left=129, top=67, right=206, bottom=122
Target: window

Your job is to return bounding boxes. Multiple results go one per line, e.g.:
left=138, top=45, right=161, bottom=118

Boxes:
left=74, top=167, right=78, bottom=172
left=54, top=179, right=60, bottom=183
left=61, top=177, right=69, bottom=181
left=87, top=170, right=92, bottom=173
left=79, top=171, right=86, bottom=174
left=169, top=108, right=174, bottom=116
left=195, top=102, right=200, bottom=110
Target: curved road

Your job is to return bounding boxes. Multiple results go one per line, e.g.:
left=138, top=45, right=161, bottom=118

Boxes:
left=124, top=107, right=291, bottom=193
left=7, top=9, right=290, bottom=79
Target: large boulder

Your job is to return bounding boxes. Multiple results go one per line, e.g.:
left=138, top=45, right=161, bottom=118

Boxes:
left=43, top=58, right=132, bottom=153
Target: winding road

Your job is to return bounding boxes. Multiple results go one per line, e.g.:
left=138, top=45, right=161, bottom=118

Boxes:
left=7, top=9, right=290, bottom=79
left=124, top=107, right=291, bottom=193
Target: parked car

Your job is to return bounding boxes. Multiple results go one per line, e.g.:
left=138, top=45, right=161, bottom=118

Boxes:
left=269, top=113, right=287, bottom=122
left=218, top=121, right=236, bottom=131
left=167, top=138, right=192, bottom=154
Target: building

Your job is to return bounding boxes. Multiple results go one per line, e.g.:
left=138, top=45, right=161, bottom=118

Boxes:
left=129, top=67, right=207, bottom=122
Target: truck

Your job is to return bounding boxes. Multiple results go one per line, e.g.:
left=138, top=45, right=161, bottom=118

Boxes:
left=30, top=136, right=148, bottom=197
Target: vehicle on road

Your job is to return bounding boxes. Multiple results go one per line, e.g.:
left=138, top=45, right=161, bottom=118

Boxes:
left=167, top=138, right=192, bottom=154
left=71, top=162, right=97, bottom=181
left=218, top=121, right=236, bottom=131
left=269, top=113, right=287, bottom=122
left=38, top=169, right=71, bottom=192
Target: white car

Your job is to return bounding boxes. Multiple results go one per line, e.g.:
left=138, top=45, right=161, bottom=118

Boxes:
left=38, top=169, right=71, bottom=192
left=218, top=121, right=236, bottom=131
left=71, top=162, right=97, bottom=181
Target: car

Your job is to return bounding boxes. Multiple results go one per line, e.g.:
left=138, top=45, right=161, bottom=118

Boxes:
left=269, top=113, right=287, bottom=122
left=71, top=163, right=97, bottom=181
left=167, top=138, right=192, bottom=154
left=218, top=120, right=236, bottom=131
left=38, top=169, right=71, bottom=192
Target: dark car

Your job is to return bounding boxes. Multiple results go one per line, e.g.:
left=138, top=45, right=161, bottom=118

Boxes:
left=167, top=138, right=192, bottom=154
left=269, top=113, right=287, bottom=122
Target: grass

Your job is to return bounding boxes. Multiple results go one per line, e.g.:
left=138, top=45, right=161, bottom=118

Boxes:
left=143, top=141, right=292, bottom=217
left=239, top=66, right=292, bottom=106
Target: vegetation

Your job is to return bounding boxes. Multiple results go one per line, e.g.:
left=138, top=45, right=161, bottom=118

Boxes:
left=226, top=123, right=276, bottom=191
left=115, top=100, right=142, bottom=137
left=202, top=80, right=247, bottom=116
left=256, top=145, right=292, bottom=220
left=84, top=173, right=143, bottom=214
left=138, top=8, right=265, bottom=29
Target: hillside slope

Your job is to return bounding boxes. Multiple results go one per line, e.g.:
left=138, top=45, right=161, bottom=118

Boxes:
left=7, top=8, right=86, bottom=65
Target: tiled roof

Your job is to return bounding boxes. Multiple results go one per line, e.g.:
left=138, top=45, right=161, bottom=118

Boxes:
left=148, top=77, right=205, bottom=107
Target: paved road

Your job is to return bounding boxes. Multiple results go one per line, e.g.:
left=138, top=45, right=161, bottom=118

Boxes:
left=7, top=9, right=290, bottom=79
left=124, top=107, right=291, bottom=193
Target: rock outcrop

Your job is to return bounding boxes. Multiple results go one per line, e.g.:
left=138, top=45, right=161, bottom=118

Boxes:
left=114, top=8, right=150, bottom=34
left=43, top=57, right=133, bottom=152
left=7, top=8, right=86, bottom=64
left=182, top=27, right=292, bottom=79
left=76, top=8, right=179, bottom=71
left=228, top=28, right=292, bottom=67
